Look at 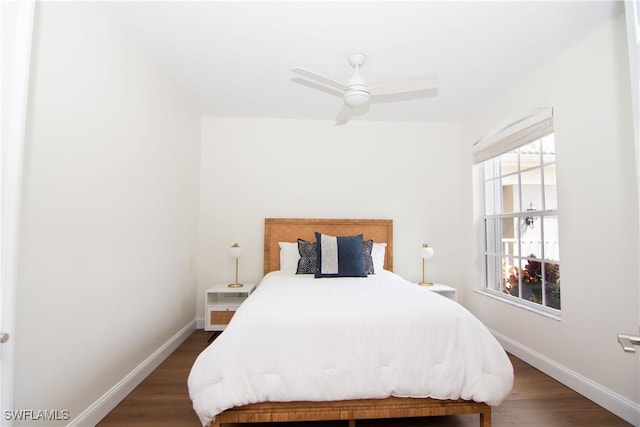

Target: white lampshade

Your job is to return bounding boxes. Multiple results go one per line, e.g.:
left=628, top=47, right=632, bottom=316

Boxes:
left=421, top=244, right=434, bottom=260
left=229, top=243, right=242, bottom=259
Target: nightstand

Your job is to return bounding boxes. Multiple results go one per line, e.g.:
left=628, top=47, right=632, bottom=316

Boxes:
left=205, top=283, right=256, bottom=332
left=422, top=283, right=457, bottom=302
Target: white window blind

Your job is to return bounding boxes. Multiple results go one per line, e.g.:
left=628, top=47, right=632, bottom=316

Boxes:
left=473, top=107, right=554, bottom=164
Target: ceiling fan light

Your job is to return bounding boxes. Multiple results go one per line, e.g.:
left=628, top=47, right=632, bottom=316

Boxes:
left=344, top=89, right=370, bottom=107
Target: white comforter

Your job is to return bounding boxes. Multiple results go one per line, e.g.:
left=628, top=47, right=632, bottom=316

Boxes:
left=188, top=271, right=513, bottom=426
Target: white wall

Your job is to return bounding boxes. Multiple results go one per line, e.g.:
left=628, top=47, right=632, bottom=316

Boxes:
left=460, top=13, right=639, bottom=422
left=15, top=2, right=200, bottom=425
left=197, top=118, right=462, bottom=320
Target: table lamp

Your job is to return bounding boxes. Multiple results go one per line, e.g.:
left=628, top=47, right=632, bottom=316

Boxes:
left=419, top=243, right=434, bottom=286
left=228, top=243, right=243, bottom=288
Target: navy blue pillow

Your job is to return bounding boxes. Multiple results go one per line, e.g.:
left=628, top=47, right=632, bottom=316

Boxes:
left=315, top=232, right=367, bottom=278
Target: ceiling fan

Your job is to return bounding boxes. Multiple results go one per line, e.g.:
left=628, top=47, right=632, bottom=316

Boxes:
left=291, top=53, right=438, bottom=126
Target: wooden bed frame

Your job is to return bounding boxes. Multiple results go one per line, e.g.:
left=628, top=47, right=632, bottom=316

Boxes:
left=210, top=218, right=491, bottom=427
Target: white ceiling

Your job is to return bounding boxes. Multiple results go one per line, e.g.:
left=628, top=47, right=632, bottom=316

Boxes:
left=108, top=1, right=624, bottom=123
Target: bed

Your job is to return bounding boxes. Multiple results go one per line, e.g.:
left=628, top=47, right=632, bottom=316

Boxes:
left=188, top=218, right=513, bottom=427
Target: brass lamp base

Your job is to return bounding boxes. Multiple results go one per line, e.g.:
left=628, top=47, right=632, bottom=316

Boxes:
left=227, top=283, right=244, bottom=288
left=418, top=281, right=433, bottom=286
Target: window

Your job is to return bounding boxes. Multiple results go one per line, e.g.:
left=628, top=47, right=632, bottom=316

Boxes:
left=474, top=112, right=560, bottom=314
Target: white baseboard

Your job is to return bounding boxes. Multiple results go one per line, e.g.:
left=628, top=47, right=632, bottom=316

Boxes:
left=68, top=319, right=197, bottom=427
left=492, top=329, right=640, bottom=426
left=196, top=316, right=205, bottom=330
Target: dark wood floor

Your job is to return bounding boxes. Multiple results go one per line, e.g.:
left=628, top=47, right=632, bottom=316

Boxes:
left=98, top=329, right=631, bottom=427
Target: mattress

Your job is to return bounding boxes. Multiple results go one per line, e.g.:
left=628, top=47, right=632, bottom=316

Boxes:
left=188, top=270, right=514, bottom=426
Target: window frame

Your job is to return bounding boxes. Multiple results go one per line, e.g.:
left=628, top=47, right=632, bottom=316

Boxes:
left=473, top=110, right=561, bottom=318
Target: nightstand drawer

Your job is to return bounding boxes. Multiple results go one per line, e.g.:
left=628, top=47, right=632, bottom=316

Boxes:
left=210, top=309, right=235, bottom=326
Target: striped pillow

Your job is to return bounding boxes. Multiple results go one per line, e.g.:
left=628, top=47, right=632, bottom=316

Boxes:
left=314, top=233, right=367, bottom=278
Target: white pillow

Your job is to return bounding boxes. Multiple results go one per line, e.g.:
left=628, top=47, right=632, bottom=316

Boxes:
left=278, top=242, right=300, bottom=272
left=372, top=243, right=387, bottom=272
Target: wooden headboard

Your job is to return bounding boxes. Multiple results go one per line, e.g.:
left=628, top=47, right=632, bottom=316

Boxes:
left=264, top=218, right=393, bottom=275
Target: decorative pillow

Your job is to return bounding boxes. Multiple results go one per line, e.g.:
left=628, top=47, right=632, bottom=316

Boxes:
left=278, top=242, right=300, bottom=272
left=296, top=239, right=317, bottom=274
left=372, top=242, right=387, bottom=272
left=363, top=239, right=374, bottom=274
left=314, top=232, right=367, bottom=278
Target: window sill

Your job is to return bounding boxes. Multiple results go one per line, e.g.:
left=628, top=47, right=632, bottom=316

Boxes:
left=474, top=288, right=562, bottom=321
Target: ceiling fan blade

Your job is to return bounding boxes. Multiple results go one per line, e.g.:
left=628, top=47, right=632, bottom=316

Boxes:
left=291, top=68, right=347, bottom=92
left=370, top=87, right=439, bottom=104
left=335, top=104, right=352, bottom=126
left=290, top=77, right=344, bottom=98
left=369, top=78, right=439, bottom=97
